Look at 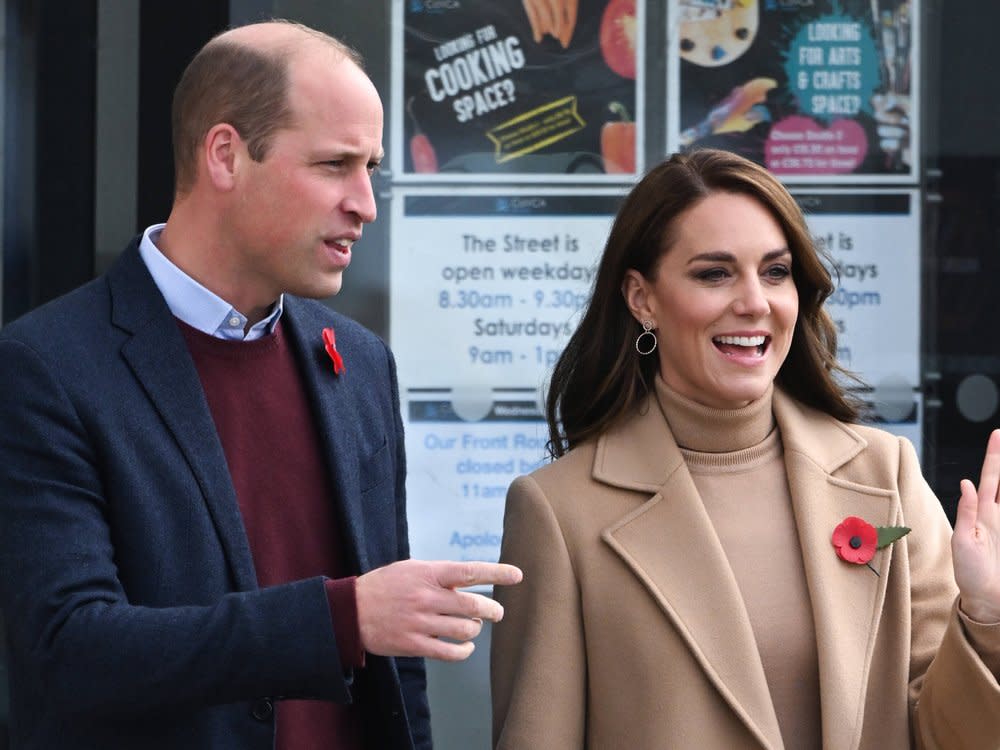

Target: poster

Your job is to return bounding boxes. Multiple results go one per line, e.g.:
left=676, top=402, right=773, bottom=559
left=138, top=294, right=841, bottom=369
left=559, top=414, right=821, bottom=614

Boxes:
left=798, top=189, right=921, bottom=442
left=668, top=0, right=918, bottom=183
left=393, top=0, right=644, bottom=182
left=390, top=189, right=620, bottom=562
left=390, top=187, right=921, bottom=560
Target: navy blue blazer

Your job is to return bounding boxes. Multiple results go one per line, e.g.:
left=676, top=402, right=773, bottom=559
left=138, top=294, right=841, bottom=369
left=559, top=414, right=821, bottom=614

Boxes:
left=0, top=241, right=431, bottom=749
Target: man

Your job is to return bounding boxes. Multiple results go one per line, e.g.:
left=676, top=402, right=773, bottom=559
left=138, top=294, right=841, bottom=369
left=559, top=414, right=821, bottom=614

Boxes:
left=0, top=20, right=520, bottom=749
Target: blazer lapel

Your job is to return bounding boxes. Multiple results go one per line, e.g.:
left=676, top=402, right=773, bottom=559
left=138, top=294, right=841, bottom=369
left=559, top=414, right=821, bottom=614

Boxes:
left=109, top=244, right=257, bottom=591
left=775, top=392, right=899, bottom=750
left=596, top=398, right=784, bottom=750
left=280, top=300, right=370, bottom=573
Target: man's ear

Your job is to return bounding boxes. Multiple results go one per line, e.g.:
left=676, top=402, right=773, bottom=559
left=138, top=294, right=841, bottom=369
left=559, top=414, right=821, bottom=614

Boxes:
left=202, top=123, right=242, bottom=191
left=622, top=269, right=655, bottom=324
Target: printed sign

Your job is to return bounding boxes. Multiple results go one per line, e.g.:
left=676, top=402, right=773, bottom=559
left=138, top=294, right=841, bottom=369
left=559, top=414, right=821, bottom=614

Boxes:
left=798, top=190, right=922, bottom=445
left=390, top=189, right=619, bottom=561
left=668, top=0, right=918, bottom=183
left=393, top=0, right=644, bottom=181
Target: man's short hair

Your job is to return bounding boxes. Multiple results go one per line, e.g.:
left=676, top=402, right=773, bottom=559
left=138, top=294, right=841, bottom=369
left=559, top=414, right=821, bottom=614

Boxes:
left=171, top=21, right=363, bottom=194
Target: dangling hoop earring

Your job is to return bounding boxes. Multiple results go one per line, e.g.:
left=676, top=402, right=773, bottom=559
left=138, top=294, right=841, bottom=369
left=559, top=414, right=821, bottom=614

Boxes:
left=635, top=320, right=657, bottom=355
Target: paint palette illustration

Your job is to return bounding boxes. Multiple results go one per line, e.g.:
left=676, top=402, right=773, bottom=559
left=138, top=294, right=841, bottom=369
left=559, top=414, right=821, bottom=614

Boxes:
left=678, top=0, right=760, bottom=67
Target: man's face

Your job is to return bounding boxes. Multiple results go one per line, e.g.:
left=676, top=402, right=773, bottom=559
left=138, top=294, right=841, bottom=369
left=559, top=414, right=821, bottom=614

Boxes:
left=230, top=48, right=384, bottom=310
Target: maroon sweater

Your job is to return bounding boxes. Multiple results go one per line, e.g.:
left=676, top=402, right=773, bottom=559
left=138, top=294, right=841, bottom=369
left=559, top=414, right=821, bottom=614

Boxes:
left=180, top=320, right=364, bottom=750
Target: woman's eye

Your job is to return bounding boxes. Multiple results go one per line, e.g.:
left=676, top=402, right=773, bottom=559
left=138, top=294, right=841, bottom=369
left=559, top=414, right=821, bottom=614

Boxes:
left=765, top=264, right=792, bottom=280
left=696, top=268, right=728, bottom=282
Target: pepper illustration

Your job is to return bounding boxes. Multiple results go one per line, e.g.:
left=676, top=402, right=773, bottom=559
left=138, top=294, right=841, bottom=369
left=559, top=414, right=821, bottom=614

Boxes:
left=407, top=96, right=438, bottom=174
left=601, top=101, right=635, bottom=174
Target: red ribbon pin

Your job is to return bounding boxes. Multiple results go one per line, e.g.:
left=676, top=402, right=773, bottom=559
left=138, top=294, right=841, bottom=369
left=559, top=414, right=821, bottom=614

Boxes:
left=322, top=327, right=345, bottom=376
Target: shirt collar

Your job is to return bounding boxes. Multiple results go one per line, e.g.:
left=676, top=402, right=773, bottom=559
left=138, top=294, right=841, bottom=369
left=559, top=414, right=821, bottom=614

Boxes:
left=138, top=223, right=283, bottom=341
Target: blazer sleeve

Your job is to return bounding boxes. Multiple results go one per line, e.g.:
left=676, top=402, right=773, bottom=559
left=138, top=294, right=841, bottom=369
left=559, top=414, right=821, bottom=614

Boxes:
left=897, top=437, right=1000, bottom=746
left=0, top=337, right=351, bottom=720
left=384, top=342, right=433, bottom=750
left=491, top=474, right=586, bottom=749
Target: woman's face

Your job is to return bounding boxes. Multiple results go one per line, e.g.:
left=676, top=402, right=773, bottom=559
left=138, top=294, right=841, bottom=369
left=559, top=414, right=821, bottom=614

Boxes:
left=624, top=191, right=799, bottom=410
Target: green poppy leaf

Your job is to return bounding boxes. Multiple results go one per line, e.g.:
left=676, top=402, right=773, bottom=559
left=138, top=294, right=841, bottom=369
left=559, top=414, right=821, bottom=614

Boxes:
left=876, top=525, right=911, bottom=549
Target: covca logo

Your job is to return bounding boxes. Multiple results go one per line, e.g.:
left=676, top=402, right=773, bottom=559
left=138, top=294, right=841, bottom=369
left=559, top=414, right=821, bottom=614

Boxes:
left=765, top=0, right=815, bottom=8
left=496, top=198, right=548, bottom=212
left=410, top=0, right=461, bottom=12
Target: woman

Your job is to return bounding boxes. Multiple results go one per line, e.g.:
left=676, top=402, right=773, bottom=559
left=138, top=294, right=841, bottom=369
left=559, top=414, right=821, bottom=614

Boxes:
left=490, top=149, right=1000, bottom=749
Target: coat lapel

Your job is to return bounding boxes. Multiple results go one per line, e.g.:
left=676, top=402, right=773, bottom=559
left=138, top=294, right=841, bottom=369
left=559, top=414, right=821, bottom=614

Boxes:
left=774, top=392, right=899, bottom=750
left=280, top=300, right=370, bottom=573
left=108, top=244, right=257, bottom=591
left=595, top=391, right=903, bottom=750
left=596, top=399, right=784, bottom=750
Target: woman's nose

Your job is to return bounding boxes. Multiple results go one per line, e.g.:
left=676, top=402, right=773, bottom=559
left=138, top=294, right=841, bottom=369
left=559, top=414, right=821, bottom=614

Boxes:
left=732, top=279, right=770, bottom=317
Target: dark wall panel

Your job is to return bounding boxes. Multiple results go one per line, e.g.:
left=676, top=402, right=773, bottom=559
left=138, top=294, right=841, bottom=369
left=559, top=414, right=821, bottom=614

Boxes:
left=3, top=0, right=97, bottom=322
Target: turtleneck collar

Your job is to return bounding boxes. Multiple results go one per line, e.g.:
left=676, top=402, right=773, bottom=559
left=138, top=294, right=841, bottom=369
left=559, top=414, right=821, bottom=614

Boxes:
left=653, top=376, right=776, bottom=453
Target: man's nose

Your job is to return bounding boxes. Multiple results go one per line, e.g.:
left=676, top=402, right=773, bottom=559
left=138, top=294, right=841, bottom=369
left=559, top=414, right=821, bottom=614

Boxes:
left=342, top=169, right=377, bottom=223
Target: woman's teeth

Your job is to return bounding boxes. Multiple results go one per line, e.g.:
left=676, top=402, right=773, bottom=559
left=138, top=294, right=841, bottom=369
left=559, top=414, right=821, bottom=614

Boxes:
left=714, top=335, right=766, bottom=347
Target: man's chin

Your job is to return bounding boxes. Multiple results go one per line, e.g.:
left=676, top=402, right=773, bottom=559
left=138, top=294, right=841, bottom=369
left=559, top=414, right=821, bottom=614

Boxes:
left=294, top=277, right=344, bottom=300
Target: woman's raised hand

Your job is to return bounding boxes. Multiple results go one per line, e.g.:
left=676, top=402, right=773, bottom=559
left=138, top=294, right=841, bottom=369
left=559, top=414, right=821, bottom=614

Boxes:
left=953, top=429, right=1000, bottom=623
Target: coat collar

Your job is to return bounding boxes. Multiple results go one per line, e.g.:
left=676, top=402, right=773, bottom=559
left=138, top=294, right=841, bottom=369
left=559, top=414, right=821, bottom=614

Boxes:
left=597, top=389, right=899, bottom=750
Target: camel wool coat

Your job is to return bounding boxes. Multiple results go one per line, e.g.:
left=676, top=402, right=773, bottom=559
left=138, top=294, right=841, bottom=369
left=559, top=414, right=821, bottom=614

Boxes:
left=491, top=389, right=1000, bottom=749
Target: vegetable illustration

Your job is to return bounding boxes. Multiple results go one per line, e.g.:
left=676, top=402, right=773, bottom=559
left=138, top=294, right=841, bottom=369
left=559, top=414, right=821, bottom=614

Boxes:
left=600, top=101, right=635, bottom=174
left=600, top=0, right=637, bottom=80
left=522, top=0, right=579, bottom=49
left=407, top=96, right=438, bottom=174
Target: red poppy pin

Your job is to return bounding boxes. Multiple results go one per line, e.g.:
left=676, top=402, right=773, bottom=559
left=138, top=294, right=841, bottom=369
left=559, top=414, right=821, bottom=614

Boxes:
left=322, top=327, right=345, bottom=376
left=832, top=516, right=910, bottom=576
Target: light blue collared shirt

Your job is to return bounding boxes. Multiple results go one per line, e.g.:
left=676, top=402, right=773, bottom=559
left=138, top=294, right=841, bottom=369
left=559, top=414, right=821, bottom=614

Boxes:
left=138, top=224, right=283, bottom=341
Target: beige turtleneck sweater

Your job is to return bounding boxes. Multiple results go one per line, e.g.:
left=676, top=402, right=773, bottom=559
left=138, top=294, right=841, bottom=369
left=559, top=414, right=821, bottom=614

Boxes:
left=655, top=377, right=822, bottom=750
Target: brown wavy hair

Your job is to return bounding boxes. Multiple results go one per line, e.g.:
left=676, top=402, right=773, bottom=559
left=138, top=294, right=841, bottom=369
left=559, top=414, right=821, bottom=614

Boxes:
left=545, top=149, right=863, bottom=458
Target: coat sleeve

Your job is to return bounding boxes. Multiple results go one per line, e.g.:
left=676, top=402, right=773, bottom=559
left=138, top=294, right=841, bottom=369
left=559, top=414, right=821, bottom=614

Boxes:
left=383, top=342, right=433, bottom=750
left=0, top=337, right=350, bottom=720
left=491, top=474, right=586, bottom=749
left=897, top=437, right=1000, bottom=746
